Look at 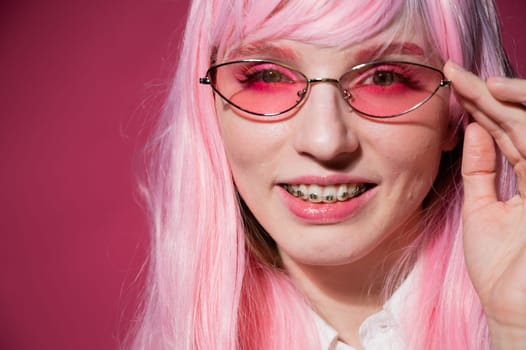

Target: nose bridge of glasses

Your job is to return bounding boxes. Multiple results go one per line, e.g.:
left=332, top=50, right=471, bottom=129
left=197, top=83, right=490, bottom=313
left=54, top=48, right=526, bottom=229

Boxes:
left=308, top=77, right=340, bottom=85
left=302, top=77, right=351, bottom=101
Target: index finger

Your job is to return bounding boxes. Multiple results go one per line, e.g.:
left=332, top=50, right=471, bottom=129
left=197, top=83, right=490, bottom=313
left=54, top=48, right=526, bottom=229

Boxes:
left=444, top=60, right=526, bottom=163
left=487, top=76, right=526, bottom=105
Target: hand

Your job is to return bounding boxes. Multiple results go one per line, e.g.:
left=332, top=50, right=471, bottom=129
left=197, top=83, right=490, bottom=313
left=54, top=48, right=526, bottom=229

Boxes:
left=444, top=61, right=526, bottom=348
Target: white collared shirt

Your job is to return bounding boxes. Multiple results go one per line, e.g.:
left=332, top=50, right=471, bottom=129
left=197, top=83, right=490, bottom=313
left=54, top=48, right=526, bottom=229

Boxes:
left=313, top=270, right=415, bottom=350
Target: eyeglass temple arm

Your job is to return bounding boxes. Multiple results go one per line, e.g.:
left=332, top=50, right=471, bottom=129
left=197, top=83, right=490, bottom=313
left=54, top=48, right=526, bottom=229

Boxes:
left=199, top=77, right=211, bottom=84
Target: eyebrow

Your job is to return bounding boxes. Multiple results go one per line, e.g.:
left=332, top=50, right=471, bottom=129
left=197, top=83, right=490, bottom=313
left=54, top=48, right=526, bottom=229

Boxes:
left=227, top=42, right=298, bottom=61
left=225, top=41, right=426, bottom=64
left=354, top=42, right=426, bottom=62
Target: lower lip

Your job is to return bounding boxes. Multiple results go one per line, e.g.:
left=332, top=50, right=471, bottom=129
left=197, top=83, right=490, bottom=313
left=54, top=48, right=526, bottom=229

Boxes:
left=277, top=185, right=377, bottom=224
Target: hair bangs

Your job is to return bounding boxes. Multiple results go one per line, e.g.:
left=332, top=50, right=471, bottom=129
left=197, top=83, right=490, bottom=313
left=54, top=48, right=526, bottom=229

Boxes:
left=210, top=0, right=415, bottom=60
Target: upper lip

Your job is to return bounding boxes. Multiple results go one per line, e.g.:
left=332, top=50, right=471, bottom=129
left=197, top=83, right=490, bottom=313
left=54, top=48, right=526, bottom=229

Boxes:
left=277, top=174, right=376, bottom=186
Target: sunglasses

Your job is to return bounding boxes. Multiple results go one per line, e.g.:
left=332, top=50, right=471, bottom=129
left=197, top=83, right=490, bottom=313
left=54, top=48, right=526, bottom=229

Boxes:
left=200, top=59, right=450, bottom=120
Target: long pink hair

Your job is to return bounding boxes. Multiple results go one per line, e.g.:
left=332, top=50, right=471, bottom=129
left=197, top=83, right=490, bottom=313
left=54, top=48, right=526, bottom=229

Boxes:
left=128, top=0, right=516, bottom=349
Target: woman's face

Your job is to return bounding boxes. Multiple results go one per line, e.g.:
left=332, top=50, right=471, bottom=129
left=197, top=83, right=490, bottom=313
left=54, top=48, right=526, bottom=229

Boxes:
left=216, top=32, right=454, bottom=267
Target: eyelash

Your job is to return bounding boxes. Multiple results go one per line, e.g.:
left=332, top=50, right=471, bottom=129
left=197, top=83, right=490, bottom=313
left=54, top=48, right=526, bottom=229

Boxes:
left=237, top=63, right=295, bottom=83
left=354, top=64, right=422, bottom=89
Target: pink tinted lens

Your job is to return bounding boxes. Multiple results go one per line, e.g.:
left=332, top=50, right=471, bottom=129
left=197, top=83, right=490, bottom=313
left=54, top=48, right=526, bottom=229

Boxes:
left=342, top=62, right=444, bottom=117
left=213, top=61, right=307, bottom=115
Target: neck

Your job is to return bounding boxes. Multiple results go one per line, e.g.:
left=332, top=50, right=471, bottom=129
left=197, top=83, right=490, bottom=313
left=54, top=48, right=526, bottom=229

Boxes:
left=280, top=220, right=420, bottom=347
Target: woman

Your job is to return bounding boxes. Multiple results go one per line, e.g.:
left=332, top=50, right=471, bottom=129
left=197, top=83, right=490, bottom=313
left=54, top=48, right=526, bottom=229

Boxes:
left=129, top=0, right=526, bottom=349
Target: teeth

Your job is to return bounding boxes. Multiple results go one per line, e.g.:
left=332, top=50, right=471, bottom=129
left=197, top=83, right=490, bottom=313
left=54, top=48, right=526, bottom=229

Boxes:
left=298, top=184, right=308, bottom=200
left=322, top=186, right=337, bottom=203
left=283, top=183, right=367, bottom=203
left=337, top=184, right=350, bottom=201
left=308, top=185, right=322, bottom=203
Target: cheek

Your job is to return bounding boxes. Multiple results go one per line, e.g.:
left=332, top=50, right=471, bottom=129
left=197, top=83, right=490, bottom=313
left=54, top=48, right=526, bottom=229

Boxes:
left=399, top=138, right=443, bottom=200
left=368, top=119, right=447, bottom=200
left=220, top=118, right=259, bottom=167
left=217, top=107, right=290, bottom=184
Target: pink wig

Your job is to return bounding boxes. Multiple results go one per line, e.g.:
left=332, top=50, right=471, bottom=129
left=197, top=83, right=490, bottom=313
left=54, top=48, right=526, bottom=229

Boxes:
left=128, top=0, right=516, bottom=349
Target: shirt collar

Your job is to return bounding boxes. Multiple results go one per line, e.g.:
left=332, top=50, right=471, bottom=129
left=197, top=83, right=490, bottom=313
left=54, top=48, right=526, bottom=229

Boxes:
left=312, top=267, right=417, bottom=350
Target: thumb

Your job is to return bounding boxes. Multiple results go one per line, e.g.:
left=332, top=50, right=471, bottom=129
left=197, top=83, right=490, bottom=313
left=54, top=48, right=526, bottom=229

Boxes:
left=462, top=122, right=498, bottom=212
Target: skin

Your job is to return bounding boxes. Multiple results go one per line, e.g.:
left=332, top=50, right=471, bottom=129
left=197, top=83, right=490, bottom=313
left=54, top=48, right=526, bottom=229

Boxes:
left=218, top=36, right=455, bottom=348
left=444, top=61, right=526, bottom=349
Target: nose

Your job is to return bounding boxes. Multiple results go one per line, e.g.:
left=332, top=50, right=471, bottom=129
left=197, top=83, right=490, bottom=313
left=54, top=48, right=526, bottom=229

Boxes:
left=292, top=83, right=359, bottom=165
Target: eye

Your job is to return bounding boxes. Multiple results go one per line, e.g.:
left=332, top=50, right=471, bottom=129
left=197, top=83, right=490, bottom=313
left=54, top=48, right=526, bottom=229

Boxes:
left=371, top=70, right=395, bottom=86
left=260, top=69, right=287, bottom=83
left=348, top=62, right=423, bottom=91
left=363, top=68, right=407, bottom=86
left=239, top=63, right=296, bottom=84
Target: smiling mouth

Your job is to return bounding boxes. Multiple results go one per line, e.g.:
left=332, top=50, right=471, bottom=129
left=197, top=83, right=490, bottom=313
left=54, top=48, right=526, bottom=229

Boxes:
left=281, top=183, right=373, bottom=203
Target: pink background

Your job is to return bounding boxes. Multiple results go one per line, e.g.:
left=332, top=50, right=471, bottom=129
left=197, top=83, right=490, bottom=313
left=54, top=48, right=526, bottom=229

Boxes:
left=1, top=1, right=524, bottom=349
